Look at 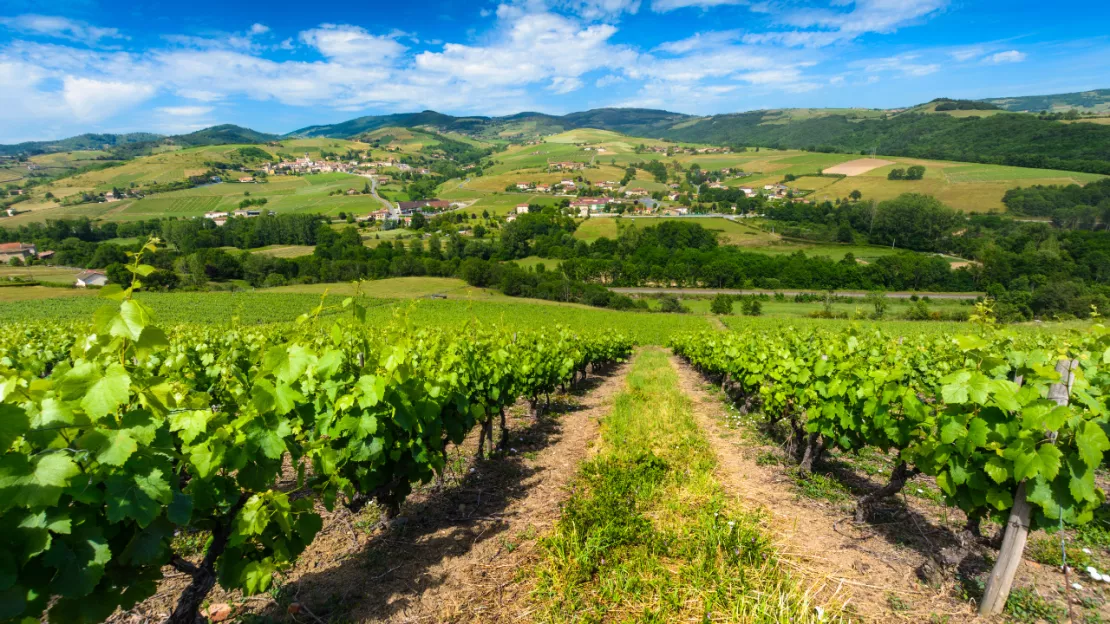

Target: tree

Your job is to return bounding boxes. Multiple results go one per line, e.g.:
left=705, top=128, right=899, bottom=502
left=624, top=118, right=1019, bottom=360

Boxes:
left=849, top=189, right=862, bottom=201
left=473, top=224, right=487, bottom=239
left=905, top=165, right=926, bottom=180
left=865, top=291, right=889, bottom=319
left=410, top=212, right=427, bottom=230
left=658, top=294, right=687, bottom=313
left=710, top=293, right=733, bottom=315
left=887, top=168, right=906, bottom=180
left=740, top=296, right=762, bottom=316
left=870, top=193, right=962, bottom=252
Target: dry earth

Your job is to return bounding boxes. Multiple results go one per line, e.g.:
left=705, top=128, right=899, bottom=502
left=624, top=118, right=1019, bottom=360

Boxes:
left=823, top=158, right=895, bottom=177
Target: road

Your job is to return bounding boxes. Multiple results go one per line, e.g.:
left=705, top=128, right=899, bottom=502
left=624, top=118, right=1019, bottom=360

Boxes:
left=359, top=174, right=396, bottom=216
left=610, top=287, right=982, bottom=300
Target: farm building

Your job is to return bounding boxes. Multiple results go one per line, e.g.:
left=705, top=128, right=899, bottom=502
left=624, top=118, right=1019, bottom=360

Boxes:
left=0, top=242, right=37, bottom=263
left=75, top=270, right=108, bottom=288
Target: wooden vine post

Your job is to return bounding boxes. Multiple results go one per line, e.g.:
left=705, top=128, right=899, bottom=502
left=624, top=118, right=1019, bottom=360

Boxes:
left=979, top=359, right=1077, bottom=616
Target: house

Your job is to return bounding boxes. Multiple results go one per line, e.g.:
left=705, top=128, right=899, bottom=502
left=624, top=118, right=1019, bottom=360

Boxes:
left=238, top=176, right=255, bottom=183
left=739, top=187, right=756, bottom=197
left=667, top=192, right=681, bottom=201
left=104, top=191, right=119, bottom=202
left=535, top=184, right=551, bottom=192
left=708, top=182, right=726, bottom=190
left=550, top=161, right=584, bottom=171
left=516, top=204, right=530, bottom=215
left=505, top=214, right=517, bottom=223
left=516, top=182, right=532, bottom=190
left=233, top=209, right=261, bottom=218
left=397, top=200, right=451, bottom=214
left=0, top=242, right=36, bottom=263
left=37, top=250, right=55, bottom=261
left=346, top=189, right=358, bottom=195
left=359, top=208, right=393, bottom=222
left=75, top=270, right=108, bottom=288
left=204, top=211, right=230, bottom=220
left=625, top=188, right=648, bottom=197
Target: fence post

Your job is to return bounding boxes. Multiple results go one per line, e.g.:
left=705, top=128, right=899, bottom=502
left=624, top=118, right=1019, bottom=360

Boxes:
left=979, top=359, right=1076, bottom=616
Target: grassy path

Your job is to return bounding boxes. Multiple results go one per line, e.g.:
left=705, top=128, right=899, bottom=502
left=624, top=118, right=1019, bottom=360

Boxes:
left=530, top=348, right=831, bottom=623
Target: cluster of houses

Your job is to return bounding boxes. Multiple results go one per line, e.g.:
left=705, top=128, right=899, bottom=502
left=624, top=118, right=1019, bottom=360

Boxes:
left=261, top=154, right=432, bottom=177
left=357, top=199, right=464, bottom=227
left=639, top=146, right=732, bottom=155
left=202, top=209, right=267, bottom=226
left=548, top=161, right=585, bottom=172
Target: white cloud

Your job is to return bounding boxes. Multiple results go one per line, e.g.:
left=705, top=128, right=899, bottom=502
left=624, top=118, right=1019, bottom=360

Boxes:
left=249, top=23, right=270, bottom=35
left=156, top=105, right=214, bottom=117
left=859, top=54, right=940, bottom=77
left=555, top=0, right=642, bottom=19
left=650, top=0, right=747, bottom=12
left=0, top=14, right=126, bottom=45
left=596, top=73, right=625, bottom=87
left=750, top=0, right=949, bottom=48
left=948, top=45, right=987, bottom=62
left=62, top=76, right=155, bottom=120
left=985, top=50, right=1026, bottom=64
left=299, top=24, right=407, bottom=65
left=655, top=30, right=740, bottom=54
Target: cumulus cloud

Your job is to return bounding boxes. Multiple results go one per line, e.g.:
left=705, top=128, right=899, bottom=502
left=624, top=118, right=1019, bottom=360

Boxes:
left=985, top=49, right=1026, bottom=64
left=299, top=24, right=408, bottom=65
left=0, top=14, right=126, bottom=44
left=62, top=77, right=155, bottom=120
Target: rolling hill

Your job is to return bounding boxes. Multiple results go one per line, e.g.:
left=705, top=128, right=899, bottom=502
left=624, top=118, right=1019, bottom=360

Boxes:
left=985, top=89, right=1110, bottom=113
left=0, top=125, right=279, bottom=159
left=0, top=132, right=163, bottom=157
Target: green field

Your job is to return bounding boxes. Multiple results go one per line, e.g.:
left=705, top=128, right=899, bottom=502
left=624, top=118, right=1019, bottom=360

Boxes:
left=5, top=125, right=1106, bottom=227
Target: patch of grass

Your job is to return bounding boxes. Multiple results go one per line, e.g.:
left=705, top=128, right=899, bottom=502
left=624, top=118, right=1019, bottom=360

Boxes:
left=532, top=349, right=835, bottom=622
left=1005, top=587, right=1064, bottom=623
left=886, top=593, right=912, bottom=612
left=793, top=471, right=853, bottom=504
left=171, top=529, right=211, bottom=557
left=1026, top=536, right=1093, bottom=569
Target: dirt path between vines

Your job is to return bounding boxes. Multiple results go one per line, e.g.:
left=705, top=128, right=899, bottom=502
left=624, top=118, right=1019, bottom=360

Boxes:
left=113, top=360, right=630, bottom=624
left=669, top=354, right=982, bottom=623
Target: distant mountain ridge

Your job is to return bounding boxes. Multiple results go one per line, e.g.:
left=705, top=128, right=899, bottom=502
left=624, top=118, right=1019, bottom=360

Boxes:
left=0, top=132, right=163, bottom=157
left=285, top=108, right=689, bottom=139
left=984, top=89, right=1110, bottom=113
left=0, top=125, right=279, bottom=158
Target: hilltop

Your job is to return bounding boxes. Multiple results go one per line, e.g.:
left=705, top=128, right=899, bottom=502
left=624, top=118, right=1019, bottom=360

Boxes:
left=985, top=88, right=1110, bottom=113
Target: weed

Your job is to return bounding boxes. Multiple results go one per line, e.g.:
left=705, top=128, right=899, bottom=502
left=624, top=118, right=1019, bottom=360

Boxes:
left=1005, top=587, right=1063, bottom=623
left=887, top=593, right=912, bottom=612
left=170, top=529, right=210, bottom=557
left=756, top=450, right=783, bottom=466
left=793, top=471, right=852, bottom=504
left=1027, top=536, right=1093, bottom=569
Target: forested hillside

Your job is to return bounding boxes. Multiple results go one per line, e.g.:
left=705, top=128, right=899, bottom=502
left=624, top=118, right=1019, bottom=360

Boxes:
left=648, top=112, right=1110, bottom=174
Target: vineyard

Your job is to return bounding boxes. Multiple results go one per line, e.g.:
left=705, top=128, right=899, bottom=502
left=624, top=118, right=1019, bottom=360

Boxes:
left=671, top=311, right=1110, bottom=618
left=2, top=249, right=1110, bottom=622
left=0, top=245, right=633, bottom=623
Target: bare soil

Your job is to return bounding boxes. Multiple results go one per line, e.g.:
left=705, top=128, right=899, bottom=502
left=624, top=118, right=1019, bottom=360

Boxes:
left=823, top=158, right=895, bottom=177
left=109, top=362, right=630, bottom=624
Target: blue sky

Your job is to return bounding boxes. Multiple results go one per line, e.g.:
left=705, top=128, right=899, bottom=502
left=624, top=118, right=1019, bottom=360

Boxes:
left=0, top=0, right=1108, bottom=142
